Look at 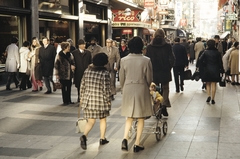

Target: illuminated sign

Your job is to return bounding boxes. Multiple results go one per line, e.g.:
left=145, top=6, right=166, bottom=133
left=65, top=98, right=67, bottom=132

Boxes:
left=112, top=10, right=141, bottom=22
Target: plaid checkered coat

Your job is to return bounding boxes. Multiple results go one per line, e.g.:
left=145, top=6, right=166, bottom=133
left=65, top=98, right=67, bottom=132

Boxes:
left=80, top=64, right=111, bottom=111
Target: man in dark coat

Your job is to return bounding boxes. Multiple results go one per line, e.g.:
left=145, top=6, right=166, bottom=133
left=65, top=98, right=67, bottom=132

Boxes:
left=146, top=28, right=175, bottom=116
left=72, top=39, right=92, bottom=102
left=172, top=37, right=189, bottom=93
left=39, top=37, right=56, bottom=94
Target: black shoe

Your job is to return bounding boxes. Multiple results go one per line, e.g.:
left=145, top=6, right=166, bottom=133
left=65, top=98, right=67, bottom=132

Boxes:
left=53, top=87, right=56, bottom=92
left=133, top=145, right=144, bottom=153
left=176, top=89, right=180, bottom=93
left=63, top=103, right=69, bottom=106
left=15, top=83, right=19, bottom=88
left=162, top=107, right=168, bottom=116
left=121, top=139, right=128, bottom=151
left=69, top=102, right=75, bottom=104
left=77, top=97, right=80, bottom=103
left=100, top=138, right=109, bottom=145
left=211, top=100, right=215, bottom=104
left=44, top=91, right=52, bottom=94
left=80, top=135, right=87, bottom=150
left=32, top=90, right=38, bottom=92
left=6, top=87, right=12, bottom=90
left=19, top=87, right=26, bottom=90
left=39, top=87, right=43, bottom=91
left=206, top=96, right=211, bottom=103
left=231, top=82, right=236, bottom=85
left=180, top=85, right=184, bottom=91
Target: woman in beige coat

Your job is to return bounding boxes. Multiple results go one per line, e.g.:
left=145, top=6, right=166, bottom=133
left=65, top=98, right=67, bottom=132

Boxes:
left=229, top=42, right=239, bottom=85
left=120, top=36, right=153, bottom=153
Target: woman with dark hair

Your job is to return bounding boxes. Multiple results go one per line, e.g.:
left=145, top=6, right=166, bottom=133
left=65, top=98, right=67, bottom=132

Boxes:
left=54, top=42, right=75, bottom=105
left=199, top=39, right=224, bottom=104
left=79, top=53, right=111, bottom=150
left=119, top=39, right=129, bottom=58
left=120, top=36, right=153, bottom=152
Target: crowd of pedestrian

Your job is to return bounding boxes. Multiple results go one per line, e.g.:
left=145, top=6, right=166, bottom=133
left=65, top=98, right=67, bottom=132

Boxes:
left=3, top=30, right=239, bottom=153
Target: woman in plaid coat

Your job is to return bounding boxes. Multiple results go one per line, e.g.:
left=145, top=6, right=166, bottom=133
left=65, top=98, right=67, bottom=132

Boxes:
left=79, top=53, right=111, bottom=150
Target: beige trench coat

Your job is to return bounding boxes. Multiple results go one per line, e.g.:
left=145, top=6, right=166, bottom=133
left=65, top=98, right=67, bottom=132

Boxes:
left=229, top=49, right=239, bottom=75
left=119, top=54, right=153, bottom=118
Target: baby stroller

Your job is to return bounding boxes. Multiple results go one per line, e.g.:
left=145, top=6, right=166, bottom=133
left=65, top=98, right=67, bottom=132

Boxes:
left=128, top=86, right=168, bottom=141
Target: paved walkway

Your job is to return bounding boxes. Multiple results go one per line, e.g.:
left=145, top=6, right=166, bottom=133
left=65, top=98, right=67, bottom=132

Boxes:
left=0, top=64, right=240, bottom=159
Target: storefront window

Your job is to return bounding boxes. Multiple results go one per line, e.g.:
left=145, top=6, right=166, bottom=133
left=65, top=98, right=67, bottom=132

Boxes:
left=39, top=20, right=70, bottom=43
left=84, top=3, right=105, bottom=20
left=0, top=0, right=23, bottom=8
left=38, top=0, right=71, bottom=15
left=0, top=15, right=18, bottom=64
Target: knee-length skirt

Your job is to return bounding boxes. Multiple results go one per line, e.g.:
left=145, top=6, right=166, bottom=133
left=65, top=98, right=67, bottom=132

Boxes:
left=84, top=109, right=110, bottom=119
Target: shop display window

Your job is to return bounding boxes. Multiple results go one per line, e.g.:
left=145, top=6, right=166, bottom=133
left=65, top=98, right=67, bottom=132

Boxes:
left=38, top=0, right=71, bottom=15
left=0, top=15, right=18, bottom=64
left=0, top=0, right=23, bottom=8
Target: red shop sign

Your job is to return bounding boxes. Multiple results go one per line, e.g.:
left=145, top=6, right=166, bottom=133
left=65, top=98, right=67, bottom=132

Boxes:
left=122, top=29, right=132, bottom=34
left=112, top=10, right=141, bottom=22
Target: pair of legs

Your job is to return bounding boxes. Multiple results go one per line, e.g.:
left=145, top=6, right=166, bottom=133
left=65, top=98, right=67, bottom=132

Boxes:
left=31, top=74, right=43, bottom=91
left=6, top=72, right=19, bottom=90
left=206, top=82, right=216, bottom=103
left=83, top=118, right=107, bottom=139
left=60, top=79, right=73, bottom=104
left=231, top=74, right=239, bottom=84
left=19, top=73, right=31, bottom=90
left=43, top=76, right=55, bottom=93
left=173, top=66, right=185, bottom=92
left=123, top=117, right=144, bottom=146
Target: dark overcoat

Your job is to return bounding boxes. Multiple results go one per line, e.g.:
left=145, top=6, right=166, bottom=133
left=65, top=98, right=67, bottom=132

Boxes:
left=72, top=49, right=92, bottom=88
left=146, top=37, right=175, bottom=84
left=39, top=44, right=56, bottom=77
left=199, top=48, right=224, bottom=82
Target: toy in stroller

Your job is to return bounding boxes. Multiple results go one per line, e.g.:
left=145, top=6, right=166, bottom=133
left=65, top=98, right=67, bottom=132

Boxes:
left=128, top=83, right=168, bottom=141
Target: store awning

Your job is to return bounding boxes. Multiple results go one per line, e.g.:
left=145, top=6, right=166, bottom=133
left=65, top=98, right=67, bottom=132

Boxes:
left=143, top=28, right=155, bottom=35
left=220, top=31, right=230, bottom=39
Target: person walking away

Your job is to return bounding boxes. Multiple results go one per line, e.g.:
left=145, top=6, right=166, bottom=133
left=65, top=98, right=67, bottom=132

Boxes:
left=189, top=40, right=195, bottom=64
left=228, top=42, right=239, bottom=85
left=39, top=37, right=56, bottom=94
left=199, top=39, right=224, bottom=104
left=172, top=37, right=189, bottom=93
left=120, top=36, right=153, bottom=153
left=101, top=38, right=120, bottom=100
left=72, top=39, right=92, bottom=102
left=222, top=42, right=238, bottom=83
left=86, top=37, right=102, bottom=59
left=194, top=37, right=205, bottom=61
left=79, top=53, right=111, bottom=150
left=5, top=36, right=20, bottom=90
left=19, top=41, right=31, bottom=90
left=29, top=37, right=43, bottom=92
left=54, top=42, right=75, bottom=105
left=146, top=28, right=175, bottom=116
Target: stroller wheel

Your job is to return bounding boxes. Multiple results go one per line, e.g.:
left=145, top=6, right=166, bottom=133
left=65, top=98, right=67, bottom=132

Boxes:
left=162, top=121, right=168, bottom=135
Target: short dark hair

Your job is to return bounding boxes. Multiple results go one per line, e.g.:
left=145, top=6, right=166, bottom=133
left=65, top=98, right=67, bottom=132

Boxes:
left=207, top=39, right=215, bottom=49
left=23, top=41, right=30, bottom=47
left=78, top=39, right=85, bottom=45
left=61, top=42, right=70, bottom=50
left=174, top=37, right=180, bottom=42
left=93, top=52, right=108, bottom=66
left=214, top=35, right=220, bottom=39
left=11, top=36, right=18, bottom=43
left=128, top=36, right=143, bottom=54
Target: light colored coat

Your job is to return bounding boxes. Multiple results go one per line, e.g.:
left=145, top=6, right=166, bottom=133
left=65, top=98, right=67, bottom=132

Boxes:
left=19, top=47, right=30, bottom=73
left=222, top=47, right=234, bottom=72
left=194, top=41, right=205, bottom=60
left=120, top=54, right=153, bottom=118
left=229, top=49, right=239, bottom=75
left=87, top=44, right=102, bottom=59
left=5, top=43, right=19, bottom=72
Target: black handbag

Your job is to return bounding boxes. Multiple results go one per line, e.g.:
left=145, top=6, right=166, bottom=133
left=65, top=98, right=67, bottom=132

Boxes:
left=191, top=70, right=200, bottom=81
left=219, top=75, right=226, bottom=87
left=184, top=69, right=192, bottom=80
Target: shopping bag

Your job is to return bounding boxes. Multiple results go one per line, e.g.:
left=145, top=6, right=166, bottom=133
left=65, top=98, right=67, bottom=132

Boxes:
left=76, top=118, right=87, bottom=133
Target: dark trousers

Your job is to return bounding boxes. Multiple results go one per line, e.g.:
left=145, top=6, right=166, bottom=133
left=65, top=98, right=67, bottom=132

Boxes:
left=19, top=72, right=32, bottom=89
left=43, top=76, right=54, bottom=92
left=158, top=82, right=171, bottom=107
left=6, top=72, right=19, bottom=89
left=173, top=66, right=185, bottom=91
left=60, top=79, right=72, bottom=104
